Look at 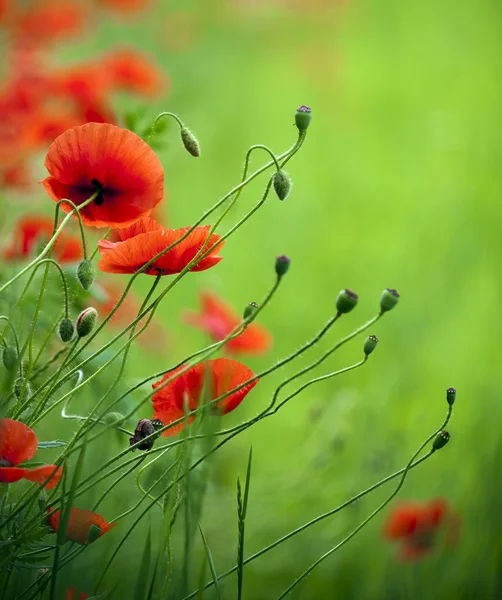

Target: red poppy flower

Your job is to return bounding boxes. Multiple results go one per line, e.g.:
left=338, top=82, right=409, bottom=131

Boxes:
left=65, top=588, right=88, bottom=600
left=15, top=1, right=85, bottom=46
left=0, top=419, right=62, bottom=489
left=383, top=498, right=457, bottom=560
left=3, top=215, right=83, bottom=263
left=152, top=358, right=258, bottom=436
left=42, top=123, right=165, bottom=228
left=104, top=49, right=166, bottom=97
left=185, top=291, right=271, bottom=355
left=98, top=217, right=224, bottom=275
left=48, top=507, right=116, bottom=545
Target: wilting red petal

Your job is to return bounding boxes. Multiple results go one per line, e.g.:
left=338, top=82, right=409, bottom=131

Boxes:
left=42, top=123, right=164, bottom=228
left=152, top=358, right=258, bottom=436
left=104, top=49, right=165, bottom=96
left=49, top=507, right=116, bottom=545
left=0, top=465, right=62, bottom=489
left=185, top=291, right=271, bottom=355
left=98, top=220, right=224, bottom=275
left=0, top=418, right=37, bottom=466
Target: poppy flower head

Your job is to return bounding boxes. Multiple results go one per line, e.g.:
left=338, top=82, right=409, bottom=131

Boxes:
left=15, top=1, right=85, bottom=46
left=98, top=218, right=224, bottom=276
left=152, top=358, right=258, bottom=436
left=65, top=588, right=88, bottom=600
left=383, top=498, right=453, bottom=560
left=42, top=123, right=165, bottom=228
left=48, top=507, right=116, bottom=545
left=0, top=419, right=62, bottom=489
left=185, top=291, right=271, bottom=355
left=104, top=49, right=166, bottom=97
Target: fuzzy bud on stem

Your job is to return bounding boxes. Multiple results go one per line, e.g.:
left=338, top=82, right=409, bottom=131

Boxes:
left=2, top=345, right=17, bottom=371
left=76, top=259, right=95, bottom=290
left=446, top=387, right=456, bottom=406
left=432, top=430, right=450, bottom=451
left=336, top=289, right=358, bottom=315
left=275, top=255, right=291, bottom=278
left=272, top=170, right=292, bottom=201
left=364, top=335, right=378, bottom=356
left=76, top=308, right=98, bottom=338
left=243, top=302, right=259, bottom=320
left=295, top=105, right=312, bottom=132
left=102, top=412, right=125, bottom=426
left=181, top=127, right=200, bottom=157
left=14, top=377, right=31, bottom=401
left=58, top=318, right=74, bottom=343
left=380, top=288, right=400, bottom=313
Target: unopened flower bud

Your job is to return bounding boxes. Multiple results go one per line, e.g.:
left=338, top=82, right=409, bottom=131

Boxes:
left=432, top=430, right=450, bottom=451
left=102, top=411, right=125, bottom=426
left=380, top=288, right=400, bottom=313
left=2, top=345, right=17, bottom=371
left=129, top=419, right=157, bottom=451
left=76, top=259, right=95, bottom=291
left=446, top=387, right=456, bottom=406
left=272, top=170, right=292, bottom=201
left=336, top=289, right=358, bottom=314
left=243, top=302, right=259, bottom=320
left=14, top=377, right=31, bottom=401
left=275, top=255, right=291, bottom=277
left=87, top=523, right=102, bottom=544
left=295, top=105, right=312, bottom=132
left=58, top=318, right=74, bottom=343
left=76, top=308, right=98, bottom=338
left=364, top=335, right=378, bottom=356
left=181, top=127, right=200, bottom=157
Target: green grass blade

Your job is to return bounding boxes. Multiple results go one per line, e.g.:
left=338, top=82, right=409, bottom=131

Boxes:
left=198, top=524, right=222, bottom=600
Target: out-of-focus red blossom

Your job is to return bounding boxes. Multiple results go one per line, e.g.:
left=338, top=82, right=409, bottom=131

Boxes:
left=0, top=419, right=62, bottom=489
left=152, top=358, right=258, bottom=436
left=42, top=123, right=165, bottom=228
left=2, top=215, right=83, bottom=263
left=48, top=507, right=116, bottom=545
left=383, top=498, right=460, bottom=560
left=185, top=291, right=271, bottom=355
left=98, top=0, right=152, bottom=14
left=65, top=588, right=88, bottom=600
left=14, top=1, right=85, bottom=46
left=98, top=217, right=223, bottom=275
left=104, top=49, right=166, bottom=96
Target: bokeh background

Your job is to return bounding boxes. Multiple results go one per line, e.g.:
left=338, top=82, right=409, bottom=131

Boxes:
left=2, top=0, right=502, bottom=598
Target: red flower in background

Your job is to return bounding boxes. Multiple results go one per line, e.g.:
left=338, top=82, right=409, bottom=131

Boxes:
left=104, top=49, right=166, bottom=96
left=48, top=507, right=116, bottom=545
left=383, top=498, right=460, bottom=560
left=98, top=0, right=152, bottom=14
left=66, top=588, right=88, bottom=600
left=42, top=123, right=165, bottom=228
left=2, top=215, right=83, bottom=263
left=152, top=358, right=258, bottom=436
left=98, top=217, right=223, bottom=275
left=0, top=419, right=62, bottom=489
left=185, top=291, right=271, bottom=355
left=14, top=1, right=85, bottom=47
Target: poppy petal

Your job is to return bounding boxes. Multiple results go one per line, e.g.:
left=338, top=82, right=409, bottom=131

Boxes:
left=0, top=419, right=38, bottom=466
left=49, top=507, right=116, bottom=545
left=0, top=465, right=62, bottom=489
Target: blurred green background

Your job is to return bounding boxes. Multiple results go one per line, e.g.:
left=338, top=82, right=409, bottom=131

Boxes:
left=6, top=0, right=502, bottom=597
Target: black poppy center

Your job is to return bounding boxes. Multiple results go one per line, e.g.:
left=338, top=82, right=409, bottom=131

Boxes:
left=0, top=459, right=11, bottom=467
left=91, top=178, right=105, bottom=206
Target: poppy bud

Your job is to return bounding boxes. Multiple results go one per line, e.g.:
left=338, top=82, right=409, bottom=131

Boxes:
left=129, top=419, right=156, bottom=451
left=295, top=105, right=312, bottom=132
left=2, top=345, right=17, bottom=371
left=243, top=302, right=259, bottom=320
left=446, top=387, right=456, bottom=406
left=336, top=289, right=358, bottom=314
left=87, top=524, right=102, bottom=544
left=76, top=259, right=95, bottom=291
left=102, top=411, right=125, bottom=426
left=180, top=127, right=200, bottom=157
left=58, top=318, right=74, bottom=343
left=272, top=170, right=292, bottom=201
left=14, top=377, right=31, bottom=401
left=432, top=430, right=450, bottom=451
left=380, top=288, right=400, bottom=313
left=275, top=255, right=291, bottom=277
left=76, top=308, right=98, bottom=338
left=364, top=335, right=378, bottom=356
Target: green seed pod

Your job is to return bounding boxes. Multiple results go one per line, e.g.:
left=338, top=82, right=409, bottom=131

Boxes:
left=87, top=524, right=102, bottom=544
left=76, top=259, right=95, bottom=291
left=336, top=289, right=358, bottom=315
left=432, top=430, right=450, bottom=451
left=380, top=288, right=400, bottom=313
left=58, top=318, right=74, bottom=343
left=272, top=170, right=292, bottom=201
left=180, top=127, right=200, bottom=157
left=295, top=105, right=312, bottom=132
left=14, top=377, right=31, bottom=401
left=76, top=308, right=98, bottom=338
left=446, top=387, right=456, bottom=406
left=363, top=335, right=378, bottom=356
left=243, top=302, right=259, bottom=320
left=2, top=345, right=17, bottom=371
left=275, top=255, right=291, bottom=277
left=102, top=411, right=125, bottom=426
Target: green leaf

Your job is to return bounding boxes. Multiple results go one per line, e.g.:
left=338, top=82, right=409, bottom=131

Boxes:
left=198, top=525, right=222, bottom=600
